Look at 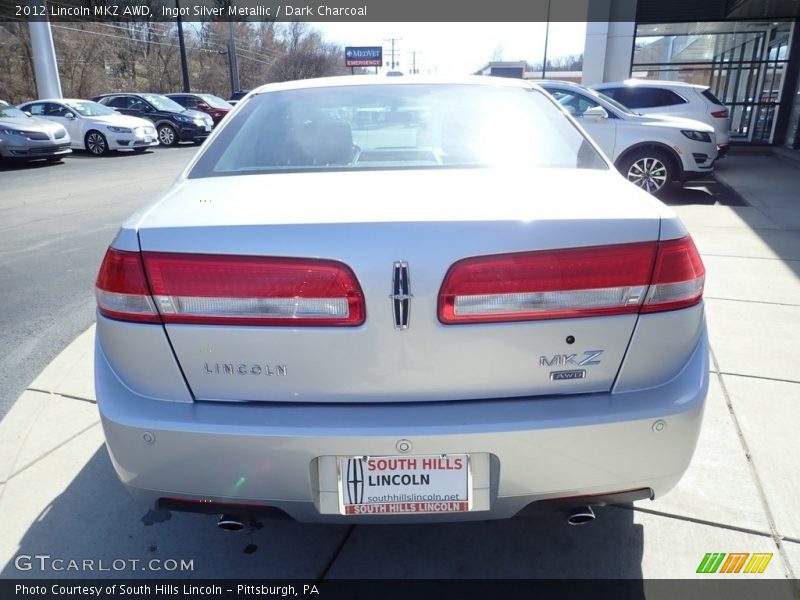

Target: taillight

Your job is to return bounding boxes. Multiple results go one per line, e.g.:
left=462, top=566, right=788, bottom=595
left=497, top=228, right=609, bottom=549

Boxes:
left=711, top=109, right=729, bottom=118
left=142, top=253, right=365, bottom=326
left=439, top=236, right=704, bottom=324
left=96, top=249, right=161, bottom=323
left=96, top=250, right=365, bottom=326
left=641, top=236, right=705, bottom=313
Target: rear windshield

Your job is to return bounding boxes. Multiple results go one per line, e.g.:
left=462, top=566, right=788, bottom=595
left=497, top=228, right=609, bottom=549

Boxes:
left=189, top=84, right=607, bottom=178
left=701, top=89, right=725, bottom=106
left=199, top=94, right=232, bottom=109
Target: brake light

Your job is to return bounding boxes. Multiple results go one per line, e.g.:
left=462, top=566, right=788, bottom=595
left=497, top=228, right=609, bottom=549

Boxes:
left=439, top=236, right=704, bottom=324
left=96, top=249, right=161, bottom=323
left=142, top=253, right=365, bottom=326
left=641, top=236, right=705, bottom=313
left=96, top=250, right=365, bottom=326
left=711, top=109, right=729, bottom=118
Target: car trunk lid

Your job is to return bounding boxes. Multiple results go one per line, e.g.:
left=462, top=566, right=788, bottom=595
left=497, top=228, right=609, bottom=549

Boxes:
left=133, top=168, right=664, bottom=403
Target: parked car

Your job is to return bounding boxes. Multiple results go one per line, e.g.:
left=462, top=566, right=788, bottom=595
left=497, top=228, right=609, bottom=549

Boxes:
left=592, top=80, right=731, bottom=156
left=18, top=98, right=158, bottom=155
left=95, top=75, right=707, bottom=526
left=538, top=80, right=718, bottom=195
left=92, top=93, right=213, bottom=146
left=227, top=90, right=250, bottom=106
left=166, top=93, right=232, bottom=126
left=0, top=103, right=71, bottom=162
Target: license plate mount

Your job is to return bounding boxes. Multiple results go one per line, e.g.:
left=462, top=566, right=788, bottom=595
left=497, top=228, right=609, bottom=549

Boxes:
left=337, top=454, right=471, bottom=515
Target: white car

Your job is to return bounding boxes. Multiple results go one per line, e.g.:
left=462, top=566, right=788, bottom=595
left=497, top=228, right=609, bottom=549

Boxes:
left=538, top=81, right=718, bottom=195
left=17, top=98, right=159, bottom=155
left=592, top=80, right=731, bottom=156
left=95, top=76, right=707, bottom=527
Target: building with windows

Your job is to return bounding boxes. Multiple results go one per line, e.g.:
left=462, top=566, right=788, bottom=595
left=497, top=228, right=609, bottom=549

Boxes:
left=583, top=0, right=800, bottom=149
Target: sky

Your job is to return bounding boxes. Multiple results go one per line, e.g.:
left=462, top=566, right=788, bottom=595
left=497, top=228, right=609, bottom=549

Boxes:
left=313, top=22, right=587, bottom=75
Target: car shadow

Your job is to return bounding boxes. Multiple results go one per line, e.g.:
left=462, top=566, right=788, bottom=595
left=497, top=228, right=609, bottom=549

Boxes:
left=659, top=177, right=747, bottom=207
left=0, top=158, right=66, bottom=172
left=67, top=149, right=156, bottom=159
left=0, top=444, right=645, bottom=588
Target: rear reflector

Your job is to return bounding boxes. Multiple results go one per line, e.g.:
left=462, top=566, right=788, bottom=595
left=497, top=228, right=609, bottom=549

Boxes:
left=96, top=250, right=365, bottom=326
left=439, top=237, right=704, bottom=324
left=711, top=109, right=729, bottom=118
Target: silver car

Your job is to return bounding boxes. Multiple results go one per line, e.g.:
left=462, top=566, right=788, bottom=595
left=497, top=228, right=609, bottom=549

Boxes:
left=95, top=76, right=708, bottom=526
left=0, top=103, right=71, bottom=162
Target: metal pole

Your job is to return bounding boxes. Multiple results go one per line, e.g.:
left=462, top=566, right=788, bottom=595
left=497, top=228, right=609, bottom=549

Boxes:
left=228, top=20, right=240, bottom=96
left=541, top=0, right=551, bottom=80
left=175, top=0, right=190, bottom=92
left=28, top=8, right=62, bottom=99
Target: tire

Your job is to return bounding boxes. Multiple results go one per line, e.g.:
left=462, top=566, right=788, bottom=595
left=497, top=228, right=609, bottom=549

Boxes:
left=618, top=149, right=675, bottom=195
left=85, top=130, right=108, bottom=156
left=157, top=124, right=178, bottom=147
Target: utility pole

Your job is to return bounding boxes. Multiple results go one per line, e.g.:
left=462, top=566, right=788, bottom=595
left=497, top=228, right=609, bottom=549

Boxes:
left=541, top=0, right=551, bottom=79
left=409, top=50, right=421, bottom=74
left=384, top=37, right=402, bottom=69
left=175, top=0, right=190, bottom=92
left=228, top=20, right=240, bottom=95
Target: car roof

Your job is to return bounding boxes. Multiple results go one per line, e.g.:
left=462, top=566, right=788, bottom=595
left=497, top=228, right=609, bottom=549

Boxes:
left=249, top=74, right=536, bottom=96
left=593, top=79, right=706, bottom=90
left=22, top=98, right=99, bottom=104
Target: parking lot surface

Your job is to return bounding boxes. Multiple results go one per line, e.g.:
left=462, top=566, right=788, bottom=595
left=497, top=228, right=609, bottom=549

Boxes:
left=0, top=151, right=798, bottom=587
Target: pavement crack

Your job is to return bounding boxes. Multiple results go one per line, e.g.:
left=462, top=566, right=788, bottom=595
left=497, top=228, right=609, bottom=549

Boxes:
left=717, top=372, right=800, bottom=385
left=26, top=388, right=97, bottom=404
left=614, top=504, right=774, bottom=539
left=711, top=347, right=797, bottom=580
left=316, top=525, right=356, bottom=582
left=704, top=297, right=800, bottom=308
left=5, top=421, right=101, bottom=483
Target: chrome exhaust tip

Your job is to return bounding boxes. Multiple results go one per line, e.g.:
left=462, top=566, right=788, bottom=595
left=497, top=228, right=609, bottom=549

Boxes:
left=217, top=514, right=245, bottom=531
left=566, top=506, right=595, bottom=526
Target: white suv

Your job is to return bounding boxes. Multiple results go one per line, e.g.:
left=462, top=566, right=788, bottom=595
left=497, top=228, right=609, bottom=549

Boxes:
left=592, top=80, right=731, bottom=156
left=537, top=81, right=718, bottom=195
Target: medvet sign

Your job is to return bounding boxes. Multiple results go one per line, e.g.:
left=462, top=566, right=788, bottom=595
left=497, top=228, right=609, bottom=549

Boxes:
left=345, top=46, right=383, bottom=67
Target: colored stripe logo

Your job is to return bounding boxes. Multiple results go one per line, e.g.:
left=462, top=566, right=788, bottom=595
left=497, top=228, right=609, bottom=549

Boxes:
left=697, top=553, right=772, bottom=574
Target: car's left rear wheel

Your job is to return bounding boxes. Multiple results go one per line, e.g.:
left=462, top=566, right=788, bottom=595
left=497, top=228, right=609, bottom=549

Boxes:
left=85, top=131, right=108, bottom=156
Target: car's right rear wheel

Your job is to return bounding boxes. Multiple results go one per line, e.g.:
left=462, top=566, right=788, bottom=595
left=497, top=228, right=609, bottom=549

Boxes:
left=619, top=149, right=675, bottom=195
left=157, top=125, right=178, bottom=147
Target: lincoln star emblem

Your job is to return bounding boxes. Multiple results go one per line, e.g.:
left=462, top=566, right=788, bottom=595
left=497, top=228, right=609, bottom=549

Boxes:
left=345, top=458, right=365, bottom=505
left=390, top=261, right=412, bottom=330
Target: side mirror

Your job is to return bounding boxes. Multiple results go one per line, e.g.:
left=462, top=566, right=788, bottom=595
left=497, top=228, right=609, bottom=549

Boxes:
left=197, top=102, right=209, bottom=110
left=583, top=106, right=609, bottom=120
left=65, top=112, right=76, bottom=120
left=24, top=111, right=32, bottom=117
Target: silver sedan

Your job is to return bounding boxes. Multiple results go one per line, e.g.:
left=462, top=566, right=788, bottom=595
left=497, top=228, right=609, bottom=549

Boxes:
left=0, top=103, right=71, bottom=162
left=95, top=76, right=708, bottom=526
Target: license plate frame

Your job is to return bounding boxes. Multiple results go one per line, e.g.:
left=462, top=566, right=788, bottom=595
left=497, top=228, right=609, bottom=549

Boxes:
left=337, top=454, right=472, bottom=516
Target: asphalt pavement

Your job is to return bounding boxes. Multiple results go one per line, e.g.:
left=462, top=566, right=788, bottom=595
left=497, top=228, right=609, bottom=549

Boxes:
left=0, top=147, right=197, bottom=417
left=0, top=149, right=798, bottom=589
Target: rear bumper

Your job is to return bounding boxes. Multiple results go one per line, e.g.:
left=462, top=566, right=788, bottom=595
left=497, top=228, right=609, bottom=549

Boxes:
left=95, top=325, right=709, bottom=523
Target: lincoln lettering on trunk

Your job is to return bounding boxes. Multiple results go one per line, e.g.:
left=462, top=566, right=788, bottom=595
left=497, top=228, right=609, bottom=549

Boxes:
left=203, top=363, right=287, bottom=376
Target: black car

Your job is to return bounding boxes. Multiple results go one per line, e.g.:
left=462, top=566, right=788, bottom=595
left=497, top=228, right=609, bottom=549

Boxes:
left=92, top=93, right=213, bottom=146
left=227, top=90, right=250, bottom=106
